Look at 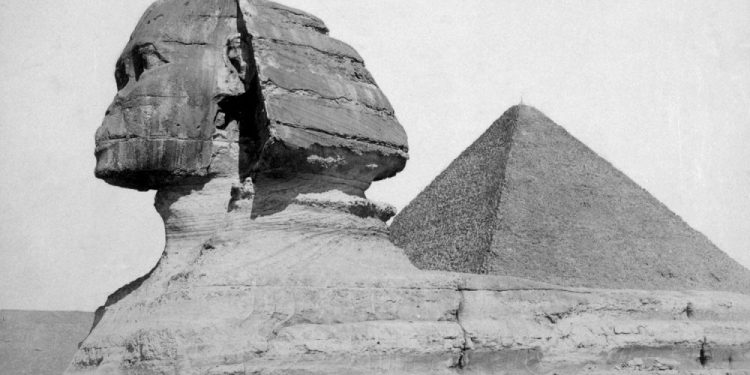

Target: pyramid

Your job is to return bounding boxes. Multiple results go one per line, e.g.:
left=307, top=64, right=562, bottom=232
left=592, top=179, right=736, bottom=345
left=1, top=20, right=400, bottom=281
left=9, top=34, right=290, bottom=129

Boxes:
left=391, top=105, right=750, bottom=293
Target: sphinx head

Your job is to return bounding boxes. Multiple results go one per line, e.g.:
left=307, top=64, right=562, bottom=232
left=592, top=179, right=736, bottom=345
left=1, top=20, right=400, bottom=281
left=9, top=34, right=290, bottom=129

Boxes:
left=94, top=0, right=250, bottom=190
left=95, top=0, right=408, bottom=201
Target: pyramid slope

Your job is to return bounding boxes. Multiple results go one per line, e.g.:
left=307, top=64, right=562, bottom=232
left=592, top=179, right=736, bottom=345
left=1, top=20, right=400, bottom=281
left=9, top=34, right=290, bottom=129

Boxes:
left=389, top=110, right=516, bottom=272
left=391, top=105, right=750, bottom=293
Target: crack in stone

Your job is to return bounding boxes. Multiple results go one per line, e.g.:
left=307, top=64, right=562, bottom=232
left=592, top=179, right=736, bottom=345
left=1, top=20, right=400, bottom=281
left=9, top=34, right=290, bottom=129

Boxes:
left=272, top=120, right=408, bottom=152
left=162, top=39, right=209, bottom=46
left=254, top=36, right=363, bottom=64
left=261, top=79, right=395, bottom=117
left=452, top=289, right=472, bottom=370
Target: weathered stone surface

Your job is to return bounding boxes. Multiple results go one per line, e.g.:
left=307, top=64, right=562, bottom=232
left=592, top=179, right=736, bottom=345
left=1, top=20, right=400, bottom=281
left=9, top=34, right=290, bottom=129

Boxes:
left=391, top=105, right=750, bottom=293
left=95, top=0, right=407, bottom=192
left=95, top=0, right=241, bottom=190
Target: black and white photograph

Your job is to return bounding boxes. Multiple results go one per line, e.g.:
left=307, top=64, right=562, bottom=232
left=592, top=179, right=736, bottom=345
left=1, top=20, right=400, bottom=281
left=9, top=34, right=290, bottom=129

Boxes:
left=1, top=0, right=749, bottom=374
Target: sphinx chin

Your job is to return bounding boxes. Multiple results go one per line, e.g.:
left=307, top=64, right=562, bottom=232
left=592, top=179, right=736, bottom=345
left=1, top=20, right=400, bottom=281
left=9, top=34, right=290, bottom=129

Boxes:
left=94, top=139, right=214, bottom=191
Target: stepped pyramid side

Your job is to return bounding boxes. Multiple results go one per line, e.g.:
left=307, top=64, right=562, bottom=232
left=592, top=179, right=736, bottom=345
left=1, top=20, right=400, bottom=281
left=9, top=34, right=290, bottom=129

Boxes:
left=391, top=105, right=750, bottom=293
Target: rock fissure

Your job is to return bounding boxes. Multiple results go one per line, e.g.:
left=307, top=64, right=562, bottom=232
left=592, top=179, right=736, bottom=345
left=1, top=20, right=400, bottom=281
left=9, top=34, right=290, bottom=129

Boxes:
left=124, top=94, right=190, bottom=99
left=193, top=14, right=238, bottom=19
left=161, top=39, right=210, bottom=46
left=452, top=289, right=472, bottom=370
left=457, top=286, right=591, bottom=294
left=272, top=120, right=408, bottom=152
left=199, top=284, right=459, bottom=291
left=254, top=36, right=364, bottom=64
left=262, top=79, right=395, bottom=117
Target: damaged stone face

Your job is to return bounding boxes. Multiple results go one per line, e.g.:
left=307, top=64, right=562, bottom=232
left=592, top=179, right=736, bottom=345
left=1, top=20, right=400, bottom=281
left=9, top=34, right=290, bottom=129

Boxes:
left=95, top=0, right=408, bottom=193
left=95, top=0, right=244, bottom=190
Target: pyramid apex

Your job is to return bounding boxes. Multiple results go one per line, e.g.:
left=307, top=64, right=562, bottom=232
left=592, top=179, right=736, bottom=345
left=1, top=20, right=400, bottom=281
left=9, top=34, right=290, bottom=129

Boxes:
left=495, top=104, right=550, bottom=125
left=506, top=103, right=547, bottom=118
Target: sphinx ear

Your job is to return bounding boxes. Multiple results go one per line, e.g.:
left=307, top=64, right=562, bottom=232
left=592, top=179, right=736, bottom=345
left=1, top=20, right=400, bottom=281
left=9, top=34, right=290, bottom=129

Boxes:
left=212, top=32, right=268, bottom=180
left=217, top=34, right=251, bottom=97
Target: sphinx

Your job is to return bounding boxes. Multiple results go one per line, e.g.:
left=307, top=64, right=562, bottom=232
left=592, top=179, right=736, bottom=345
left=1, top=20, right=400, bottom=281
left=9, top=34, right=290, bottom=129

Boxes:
left=68, top=1, right=750, bottom=374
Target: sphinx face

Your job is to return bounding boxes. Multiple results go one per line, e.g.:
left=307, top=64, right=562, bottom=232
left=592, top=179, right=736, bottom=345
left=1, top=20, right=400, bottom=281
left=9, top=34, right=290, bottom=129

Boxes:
left=95, top=0, right=246, bottom=190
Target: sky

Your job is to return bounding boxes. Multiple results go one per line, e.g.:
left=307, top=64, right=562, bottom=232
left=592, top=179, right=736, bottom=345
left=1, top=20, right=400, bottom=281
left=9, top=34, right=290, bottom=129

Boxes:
left=0, top=0, right=748, bottom=311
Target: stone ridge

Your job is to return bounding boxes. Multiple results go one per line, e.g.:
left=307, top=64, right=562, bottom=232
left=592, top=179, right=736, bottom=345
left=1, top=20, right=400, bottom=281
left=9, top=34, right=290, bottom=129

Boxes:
left=391, top=105, right=750, bottom=293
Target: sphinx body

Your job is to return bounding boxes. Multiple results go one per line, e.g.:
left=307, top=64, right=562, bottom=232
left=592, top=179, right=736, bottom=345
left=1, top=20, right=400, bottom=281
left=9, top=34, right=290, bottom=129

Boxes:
left=68, top=1, right=750, bottom=374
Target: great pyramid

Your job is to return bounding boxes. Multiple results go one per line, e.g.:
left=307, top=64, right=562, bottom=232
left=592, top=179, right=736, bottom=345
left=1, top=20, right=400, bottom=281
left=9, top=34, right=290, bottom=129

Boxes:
left=391, top=105, right=750, bottom=293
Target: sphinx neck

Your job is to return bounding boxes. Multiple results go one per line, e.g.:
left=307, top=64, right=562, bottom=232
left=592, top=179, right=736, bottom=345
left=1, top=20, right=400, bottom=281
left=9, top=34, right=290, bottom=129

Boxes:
left=154, top=177, right=236, bottom=272
left=153, top=173, right=394, bottom=269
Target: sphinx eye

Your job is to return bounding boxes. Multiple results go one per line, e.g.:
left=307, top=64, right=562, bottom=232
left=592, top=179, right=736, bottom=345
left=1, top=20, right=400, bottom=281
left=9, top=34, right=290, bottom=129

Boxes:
left=115, top=59, right=129, bottom=90
left=132, top=44, right=168, bottom=80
